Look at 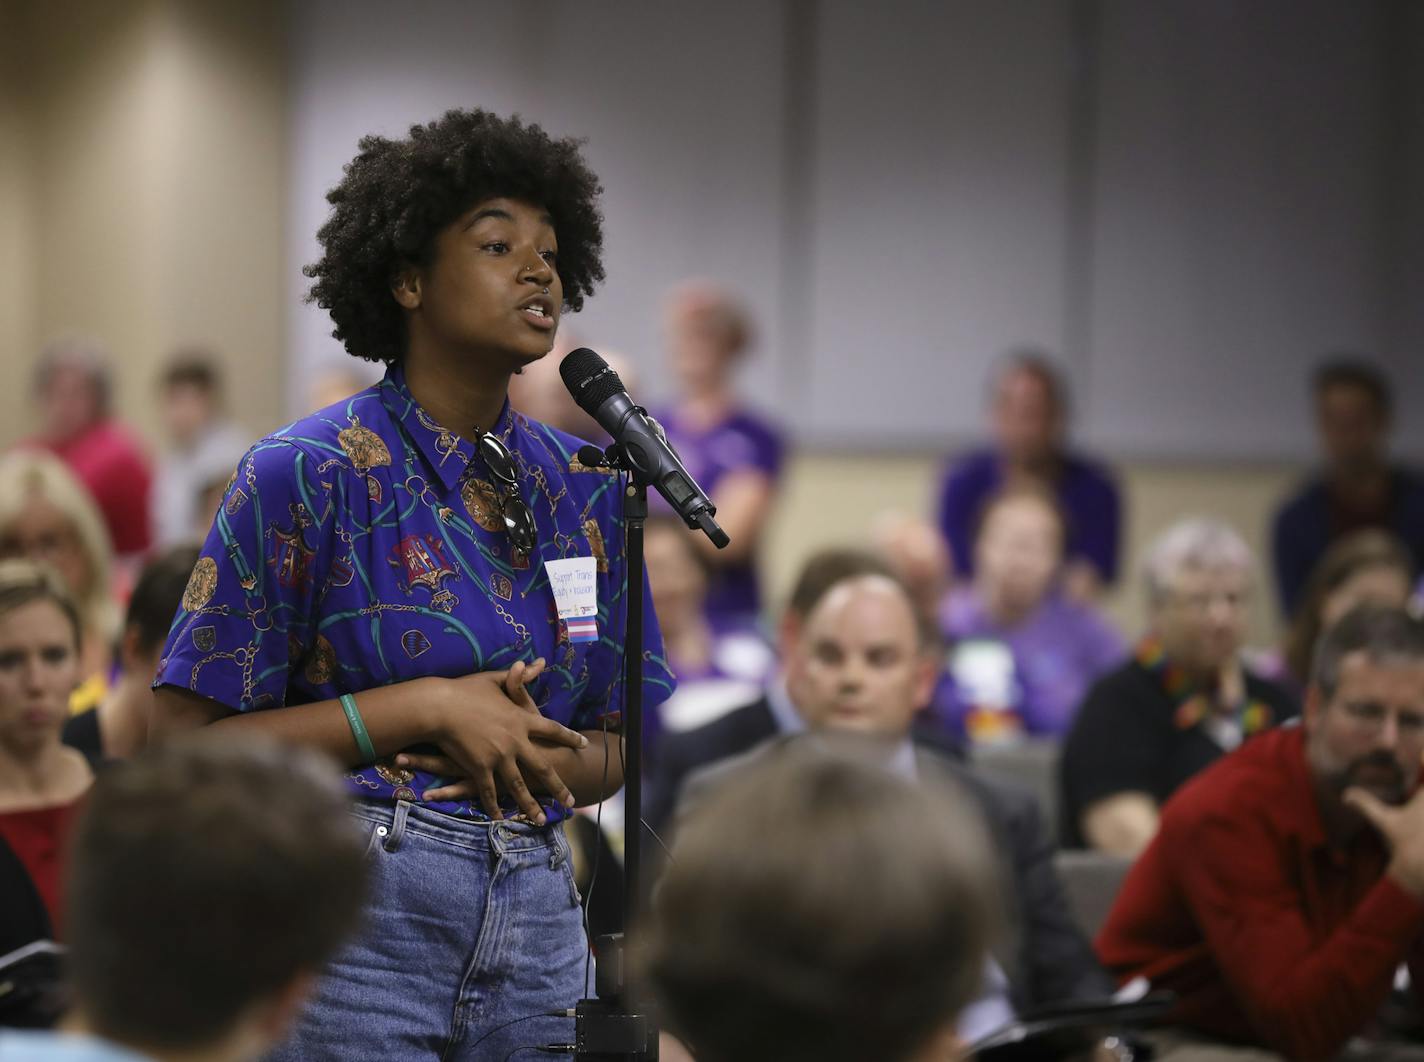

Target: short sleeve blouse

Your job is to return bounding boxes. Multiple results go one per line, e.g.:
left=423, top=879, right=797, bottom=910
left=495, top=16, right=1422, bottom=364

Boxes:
left=155, top=365, right=675, bottom=822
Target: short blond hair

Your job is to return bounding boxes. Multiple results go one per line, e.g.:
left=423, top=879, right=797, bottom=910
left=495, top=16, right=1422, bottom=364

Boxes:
left=0, top=450, right=118, bottom=643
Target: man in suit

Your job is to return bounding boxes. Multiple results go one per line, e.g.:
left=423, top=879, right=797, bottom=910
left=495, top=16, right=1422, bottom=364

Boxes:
left=645, top=548, right=897, bottom=836
left=661, top=554, right=1111, bottom=1014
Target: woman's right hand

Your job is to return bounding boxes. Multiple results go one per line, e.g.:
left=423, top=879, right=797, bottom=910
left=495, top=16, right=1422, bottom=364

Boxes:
left=426, top=667, right=586, bottom=823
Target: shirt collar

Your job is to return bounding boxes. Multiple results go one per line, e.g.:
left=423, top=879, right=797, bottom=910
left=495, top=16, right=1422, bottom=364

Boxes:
left=376, top=363, right=518, bottom=493
left=765, top=674, right=805, bottom=735
left=765, top=676, right=918, bottom=779
left=888, top=738, right=918, bottom=781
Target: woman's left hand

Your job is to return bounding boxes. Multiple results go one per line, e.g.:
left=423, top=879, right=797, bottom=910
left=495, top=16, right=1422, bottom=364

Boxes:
left=398, top=659, right=549, bottom=804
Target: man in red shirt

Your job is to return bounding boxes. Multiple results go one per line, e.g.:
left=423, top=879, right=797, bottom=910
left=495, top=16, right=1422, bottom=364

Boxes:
left=1098, top=604, right=1424, bottom=1058
left=25, top=339, right=152, bottom=557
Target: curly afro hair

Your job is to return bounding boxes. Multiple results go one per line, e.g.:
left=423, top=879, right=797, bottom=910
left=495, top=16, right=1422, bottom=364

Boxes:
left=304, top=109, right=605, bottom=365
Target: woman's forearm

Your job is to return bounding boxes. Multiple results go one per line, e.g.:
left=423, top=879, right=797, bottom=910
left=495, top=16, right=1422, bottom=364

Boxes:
left=152, top=679, right=448, bottom=766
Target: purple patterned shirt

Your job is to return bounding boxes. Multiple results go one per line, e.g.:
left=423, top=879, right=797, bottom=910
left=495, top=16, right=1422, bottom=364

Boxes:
left=155, top=365, right=675, bottom=821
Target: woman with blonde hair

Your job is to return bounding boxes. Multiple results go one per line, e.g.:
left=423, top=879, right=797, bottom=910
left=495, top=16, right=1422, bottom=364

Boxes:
left=0, top=451, right=119, bottom=711
left=0, top=559, right=93, bottom=957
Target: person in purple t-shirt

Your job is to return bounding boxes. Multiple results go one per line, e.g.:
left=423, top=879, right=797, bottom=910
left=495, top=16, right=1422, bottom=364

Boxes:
left=653, top=282, right=785, bottom=627
left=939, top=486, right=1126, bottom=742
left=936, top=352, right=1120, bottom=600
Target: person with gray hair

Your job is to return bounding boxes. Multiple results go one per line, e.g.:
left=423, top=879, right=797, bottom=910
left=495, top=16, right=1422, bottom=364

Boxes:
left=1097, top=605, right=1424, bottom=1057
left=21, top=336, right=153, bottom=556
left=1060, top=517, right=1297, bottom=855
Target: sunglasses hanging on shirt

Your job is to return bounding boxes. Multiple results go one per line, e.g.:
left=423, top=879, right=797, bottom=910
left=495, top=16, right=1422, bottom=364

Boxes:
left=472, top=428, right=537, bottom=556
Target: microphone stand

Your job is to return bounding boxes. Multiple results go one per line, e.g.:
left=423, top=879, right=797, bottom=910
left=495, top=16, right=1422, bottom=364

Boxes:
left=570, top=446, right=656, bottom=1061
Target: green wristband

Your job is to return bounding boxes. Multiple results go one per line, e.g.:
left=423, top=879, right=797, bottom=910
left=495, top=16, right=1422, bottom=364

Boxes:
left=339, top=693, right=377, bottom=763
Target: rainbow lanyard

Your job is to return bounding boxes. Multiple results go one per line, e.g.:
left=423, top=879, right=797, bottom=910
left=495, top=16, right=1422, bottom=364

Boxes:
left=1135, top=634, right=1273, bottom=737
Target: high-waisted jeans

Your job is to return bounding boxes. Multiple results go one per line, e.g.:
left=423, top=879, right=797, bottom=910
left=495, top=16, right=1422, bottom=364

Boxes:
left=265, top=799, right=589, bottom=1061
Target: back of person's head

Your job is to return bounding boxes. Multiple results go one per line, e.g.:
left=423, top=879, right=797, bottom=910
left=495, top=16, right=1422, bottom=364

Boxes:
left=0, top=450, right=117, bottom=642
left=122, top=544, right=201, bottom=672
left=644, top=735, right=995, bottom=1062
left=65, top=734, right=370, bottom=1055
left=871, top=512, right=952, bottom=625
left=1285, top=530, right=1416, bottom=685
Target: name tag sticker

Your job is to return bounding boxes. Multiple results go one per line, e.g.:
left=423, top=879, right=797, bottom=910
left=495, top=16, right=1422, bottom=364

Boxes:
left=546, top=557, right=599, bottom=642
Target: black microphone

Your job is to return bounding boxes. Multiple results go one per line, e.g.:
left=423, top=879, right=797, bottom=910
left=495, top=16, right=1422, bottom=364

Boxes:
left=560, top=348, right=730, bottom=549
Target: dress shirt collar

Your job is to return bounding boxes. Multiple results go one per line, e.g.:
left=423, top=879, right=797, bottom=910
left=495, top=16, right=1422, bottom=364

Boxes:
left=765, top=673, right=805, bottom=735
left=377, top=363, right=518, bottom=493
left=766, top=674, right=919, bottom=778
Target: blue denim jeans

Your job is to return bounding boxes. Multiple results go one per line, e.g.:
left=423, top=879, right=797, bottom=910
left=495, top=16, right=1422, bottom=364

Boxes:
left=265, top=799, right=590, bottom=1061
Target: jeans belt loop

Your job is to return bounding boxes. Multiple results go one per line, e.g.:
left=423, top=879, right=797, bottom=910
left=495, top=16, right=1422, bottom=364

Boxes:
left=385, top=799, right=413, bottom=852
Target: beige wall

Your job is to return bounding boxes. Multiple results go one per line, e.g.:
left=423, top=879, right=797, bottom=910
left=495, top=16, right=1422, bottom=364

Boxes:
left=0, top=0, right=286, bottom=452
left=0, top=0, right=1319, bottom=654
left=0, top=1, right=36, bottom=445
left=763, top=453, right=1306, bottom=648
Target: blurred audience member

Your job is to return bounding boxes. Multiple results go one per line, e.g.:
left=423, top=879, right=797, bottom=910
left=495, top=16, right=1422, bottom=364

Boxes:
left=0, top=734, right=369, bottom=1061
left=645, top=548, right=897, bottom=835
left=63, top=545, right=200, bottom=765
left=1098, top=606, right=1424, bottom=1059
left=0, top=561, right=92, bottom=956
left=24, top=338, right=152, bottom=558
left=1272, top=358, right=1424, bottom=616
left=873, top=511, right=953, bottom=630
left=643, top=516, right=772, bottom=750
left=304, top=362, right=380, bottom=415
left=150, top=353, right=249, bottom=548
left=1060, top=519, right=1296, bottom=856
left=937, top=351, right=1120, bottom=599
left=0, top=452, right=120, bottom=710
left=939, top=487, right=1125, bottom=743
left=508, top=329, right=635, bottom=445
left=653, top=281, right=785, bottom=628
left=190, top=463, right=244, bottom=543
left=669, top=567, right=1111, bottom=1016
left=646, top=737, right=995, bottom=1062
left=1279, top=529, right=1415, bottom=695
